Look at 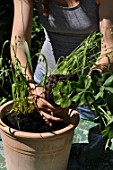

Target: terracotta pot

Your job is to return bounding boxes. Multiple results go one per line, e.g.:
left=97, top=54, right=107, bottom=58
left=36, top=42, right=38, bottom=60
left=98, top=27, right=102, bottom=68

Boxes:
left=0, top=101, right=79, bottom=170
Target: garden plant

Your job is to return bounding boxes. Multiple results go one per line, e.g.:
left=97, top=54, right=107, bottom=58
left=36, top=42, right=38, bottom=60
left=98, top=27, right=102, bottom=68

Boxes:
left=0, top=31, right=113, bottom=170
left=1, top=31, right=113, bottom=143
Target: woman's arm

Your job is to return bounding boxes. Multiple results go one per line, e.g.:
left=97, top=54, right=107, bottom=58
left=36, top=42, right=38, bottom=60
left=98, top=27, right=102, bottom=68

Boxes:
left=93, top=0, right=113, bottom=72
left=11, top=0, right=34, bottom=80
left=11, top=0, right=66, bottom=124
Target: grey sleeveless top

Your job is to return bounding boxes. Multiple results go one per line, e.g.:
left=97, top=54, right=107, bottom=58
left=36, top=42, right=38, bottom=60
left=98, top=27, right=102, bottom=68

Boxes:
left=34, top=0, right=99, bottom=77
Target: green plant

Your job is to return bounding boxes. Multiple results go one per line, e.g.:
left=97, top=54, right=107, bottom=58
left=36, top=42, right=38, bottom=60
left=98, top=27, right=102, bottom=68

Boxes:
left=52, top=32, right=101, bottom=75
left=90, top=70, right=113, bottom=148
left=50, top=32, right=113, bottom=149
left=0, top=40, right=36, bottom=129
left=52, top=70, right=113, bottom=148
left=10, top=42, right=34, bottom=112
left=1, top=31, right=113, bottom=149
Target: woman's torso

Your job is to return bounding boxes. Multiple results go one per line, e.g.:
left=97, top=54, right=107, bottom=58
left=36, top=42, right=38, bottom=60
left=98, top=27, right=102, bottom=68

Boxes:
left=34, top=0, right=99, bottom=75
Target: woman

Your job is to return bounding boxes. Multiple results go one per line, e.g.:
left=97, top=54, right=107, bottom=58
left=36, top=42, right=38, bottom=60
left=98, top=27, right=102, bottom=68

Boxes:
left=11, top=0, right=113, bottom=123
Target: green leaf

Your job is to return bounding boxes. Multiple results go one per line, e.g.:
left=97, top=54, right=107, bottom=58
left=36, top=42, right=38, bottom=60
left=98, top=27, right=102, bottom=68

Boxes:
left=77, top=76, right=84, bottom=88
left=108, top=131, right=113, bottom=139
left=75, top=87, right=83, bottom=93
left=24, top=41, right=33, bottom=74
left=86, top=92, right=95, bottom=105
left=95, top=86, right=104, bottom=100
left=53, top=82, right=63, bottom=95
left=104, top=87, right=113, bottom=94
left=103, top=74, right=113, bottom=87
left=72, top=92, right=83, bottom=103
left=54, top=97, right=63, bottom=106
left=12, top=83, right=16, bottom=98
left=83, top=76, right=91, bottom=89
left=106, top=116, right=113, bottom=126
left=62, top=68, right=69, bottom=74
left=101, top=126, right=110, bottom=137
left=78, top=93, right=86, bottom=106
left=60, top=97, right=72, bottom=108
left=61, top=82, right=72, bottom=94
left=0, top=97, right=7, bottom=105
left=102, top=72, right=112, bottom=81
left=105, top=138, right=112, bottom=150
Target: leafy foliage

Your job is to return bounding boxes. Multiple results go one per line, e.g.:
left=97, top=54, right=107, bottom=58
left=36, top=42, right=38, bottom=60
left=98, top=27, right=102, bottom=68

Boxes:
left=51, top=31, right=113, bottom=149
left=53, top=76, right=92, bottom=108
left=52, top=69, right=113, bottom=149
left=52, top=32, right=102, bottom=75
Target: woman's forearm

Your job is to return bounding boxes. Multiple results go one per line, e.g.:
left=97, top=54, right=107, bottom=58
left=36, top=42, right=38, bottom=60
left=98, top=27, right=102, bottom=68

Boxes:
left=92, top=48, right=113, bottom=73
left=95, top=0, right=113, bottom=73
left=11, top=0, right=34, bottom=81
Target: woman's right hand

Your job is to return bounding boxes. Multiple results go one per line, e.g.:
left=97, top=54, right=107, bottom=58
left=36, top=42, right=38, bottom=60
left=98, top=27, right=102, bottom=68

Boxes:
left=28, top=83, right=80, bottom=126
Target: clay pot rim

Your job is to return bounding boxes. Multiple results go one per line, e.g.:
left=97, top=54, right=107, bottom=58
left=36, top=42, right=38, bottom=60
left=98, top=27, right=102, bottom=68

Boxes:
left=0, top=101, right=76, bottom=139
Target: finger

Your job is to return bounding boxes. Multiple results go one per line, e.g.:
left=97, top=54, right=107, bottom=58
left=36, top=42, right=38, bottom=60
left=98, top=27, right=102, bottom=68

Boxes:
left=37, top=101, right=53, bottom=113
left=40, top=111, right=63, bottom=121
left=36, top=97, right=60, bottom=112
left=42, top=116, right=53, bottom=127
left=38, top=97, right=61, bottom=110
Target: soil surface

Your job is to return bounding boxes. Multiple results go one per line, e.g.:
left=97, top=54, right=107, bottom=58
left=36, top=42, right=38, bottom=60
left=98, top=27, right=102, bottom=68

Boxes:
left=2, top=109, right=67, bottom=132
